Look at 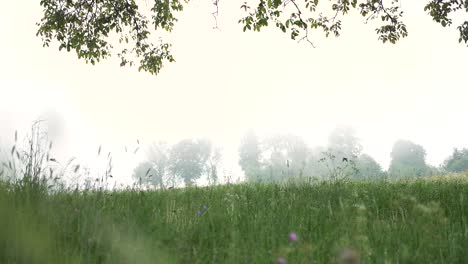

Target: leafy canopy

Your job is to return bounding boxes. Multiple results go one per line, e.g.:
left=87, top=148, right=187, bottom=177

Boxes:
left=37, top=0, right=468, bottom=74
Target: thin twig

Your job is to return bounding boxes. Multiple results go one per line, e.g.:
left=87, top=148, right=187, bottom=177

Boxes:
left=212, top=0, right=220, bottom=30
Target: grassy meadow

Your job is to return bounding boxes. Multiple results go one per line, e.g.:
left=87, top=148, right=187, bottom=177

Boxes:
left=1, top=175, right=468, bottom=264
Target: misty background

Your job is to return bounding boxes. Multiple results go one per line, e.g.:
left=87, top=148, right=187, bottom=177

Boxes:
left=1, top=1, right=468, bottom=186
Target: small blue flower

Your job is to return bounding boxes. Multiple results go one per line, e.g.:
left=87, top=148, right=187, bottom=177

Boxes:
left=197, top=205, right=209, bottom=217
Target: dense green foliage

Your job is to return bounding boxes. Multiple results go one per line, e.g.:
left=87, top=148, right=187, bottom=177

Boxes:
left=37, top=0, right=468, bottom=74
left=443, top=148, right=468, bottom=173
left=37, top=0, right=179, bottom=74
left=1, top=174, right=468, bottom=263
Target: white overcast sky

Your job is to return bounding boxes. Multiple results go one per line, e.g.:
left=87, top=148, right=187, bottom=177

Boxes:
left=1, top=0, right=467, bottom=182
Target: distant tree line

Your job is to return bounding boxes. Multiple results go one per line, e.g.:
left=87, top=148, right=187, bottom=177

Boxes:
left=239, top=127, right=383, bottom=182
left=132, top=139, right=222, bottom=188
left=238, top=127, right=468, bottom=182
left=4, top=125, right=466, bottom=186
left=133, top=128, right=468, bottom=187
left=442, top=148, right=468, bottom=173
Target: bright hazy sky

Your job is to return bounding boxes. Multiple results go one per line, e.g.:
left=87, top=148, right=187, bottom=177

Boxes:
left=1, top=1, right=467, bottom=183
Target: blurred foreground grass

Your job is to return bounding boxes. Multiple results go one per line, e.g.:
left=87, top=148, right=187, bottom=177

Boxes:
left=1, top=176, right=467, bottom=263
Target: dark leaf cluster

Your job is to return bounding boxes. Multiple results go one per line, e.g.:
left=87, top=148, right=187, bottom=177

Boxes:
left=37, top=0, right=186, bottom=74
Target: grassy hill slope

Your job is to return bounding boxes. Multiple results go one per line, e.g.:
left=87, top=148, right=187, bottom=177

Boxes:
left=1, top=176, right=468, bottom=263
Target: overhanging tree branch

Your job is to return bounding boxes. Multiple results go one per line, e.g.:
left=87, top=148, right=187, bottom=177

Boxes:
left=36, top=0, right=468, bottom=75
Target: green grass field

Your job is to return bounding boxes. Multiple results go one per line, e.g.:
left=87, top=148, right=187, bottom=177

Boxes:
left=1, top=176, right=468, bottom=263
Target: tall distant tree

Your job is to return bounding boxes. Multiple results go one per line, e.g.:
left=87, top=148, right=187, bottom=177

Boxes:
left=239, top=130, right=262, bottom=181
left=315, top=126, right=362, bottom=180
left=327, top=126, right=362, bottom=160
left=169, top=138, right=211, bottom=186
left=133, top=141, right=170, bottom=188
left=443, top=148, right=468, bottom=173
left=262, top=134, right=309, bottom=181
left=37, top=0, right=468, bottom=74
left=206, top=146, right=222, bottom=185
left=389, top=140, right=429, bottom=177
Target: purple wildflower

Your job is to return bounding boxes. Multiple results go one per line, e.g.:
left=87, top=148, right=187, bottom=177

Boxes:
left=277, top=257, right=287, bottom=264
left=288, top=232, right=298, bottom=242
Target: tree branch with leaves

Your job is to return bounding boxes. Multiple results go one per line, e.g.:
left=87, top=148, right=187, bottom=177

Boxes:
left=37, top=0, right=468, bottom=75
